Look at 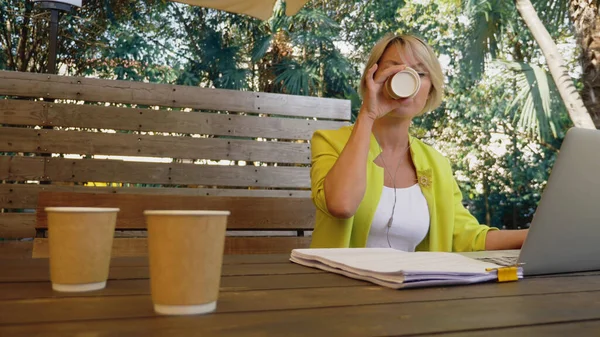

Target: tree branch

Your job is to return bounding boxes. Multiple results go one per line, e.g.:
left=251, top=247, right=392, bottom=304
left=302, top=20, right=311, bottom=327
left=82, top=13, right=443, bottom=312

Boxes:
left=172, top=4, right=203, bottom=57
left=16, top=1, right=32, bottom=72
left=2, top=11, right=16, bottom=69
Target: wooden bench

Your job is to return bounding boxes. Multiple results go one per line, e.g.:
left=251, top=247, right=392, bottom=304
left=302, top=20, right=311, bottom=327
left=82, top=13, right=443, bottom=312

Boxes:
left=0, top=70, right=351, bottom=257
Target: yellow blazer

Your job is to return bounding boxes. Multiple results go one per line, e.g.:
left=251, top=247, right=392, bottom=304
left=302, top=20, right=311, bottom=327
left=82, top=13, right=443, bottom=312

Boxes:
left=309, top=125, right=497, bottom=252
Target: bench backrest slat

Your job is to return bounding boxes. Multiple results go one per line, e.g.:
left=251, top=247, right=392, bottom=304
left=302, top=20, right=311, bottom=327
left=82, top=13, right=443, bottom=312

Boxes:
left=36, top=192, right=316, bottom=230
left=0, top=100, right=346, bottom=140
left=0, top=184, right=311, bottom=210
left=1, top=127, right=312, bottom=164
left=31, top=236, right=313, bottom=257
left=0, top=71, right=351, bottom=120
left=0, top=70, right=353, bottom=254
left=0, top=156, right=310, bottom=188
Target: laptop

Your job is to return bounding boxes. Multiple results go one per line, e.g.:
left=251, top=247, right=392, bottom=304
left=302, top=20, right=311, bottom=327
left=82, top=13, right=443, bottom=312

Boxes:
left=463, top=127, right=600, bottom=276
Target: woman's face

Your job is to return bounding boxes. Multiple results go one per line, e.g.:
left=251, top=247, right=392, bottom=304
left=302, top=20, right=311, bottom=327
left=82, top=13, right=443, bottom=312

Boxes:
left=374, top=44, right=432, bottom=119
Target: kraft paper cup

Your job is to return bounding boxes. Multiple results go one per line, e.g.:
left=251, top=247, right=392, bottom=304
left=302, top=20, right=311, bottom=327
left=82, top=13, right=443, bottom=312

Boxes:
left=385, top=67, right=421, bottom=99
left=144, top=210, right=230, bottom=316
left=46, top=207, right=119, bottom=292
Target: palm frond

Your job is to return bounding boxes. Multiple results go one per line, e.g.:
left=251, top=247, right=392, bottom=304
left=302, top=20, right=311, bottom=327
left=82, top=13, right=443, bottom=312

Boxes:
left=269, top=0, right=288, bottom=29
left=215, top=68, right=251, bottom=90
left=288, top=8, right=340, bottom=49
left=461, top=0, right=514, bottom=81
left=251, top=34, right=273, bottom=62
left=273, top=59, right=318, bottom=95
left=532, top=0, right=568, bottom=34
left=177, top=70, right=201, bottom=87
left=322, top=48, right=357, bottom=95
left=497, top=60, right=563, bottom=142
left=291, top=8, right=340, bottom=31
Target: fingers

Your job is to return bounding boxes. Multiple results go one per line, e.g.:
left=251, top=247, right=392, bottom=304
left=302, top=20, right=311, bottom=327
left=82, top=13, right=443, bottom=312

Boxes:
left=364, top=64, right=378, bottom=90
left=367, top=63, right=378, bottom=79
left=373, top=64, right=407, bottom=84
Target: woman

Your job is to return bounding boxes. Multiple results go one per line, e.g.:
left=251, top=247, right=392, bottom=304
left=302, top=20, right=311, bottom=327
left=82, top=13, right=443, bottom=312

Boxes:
left=310, top=33, right=527, bottom=251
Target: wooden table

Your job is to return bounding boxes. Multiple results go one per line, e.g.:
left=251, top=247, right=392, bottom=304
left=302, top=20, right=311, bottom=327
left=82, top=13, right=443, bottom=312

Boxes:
left=2, top=255, right=600, bottom=336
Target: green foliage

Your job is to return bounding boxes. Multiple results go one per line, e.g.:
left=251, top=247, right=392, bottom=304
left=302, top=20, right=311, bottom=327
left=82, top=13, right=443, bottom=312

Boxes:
left=497, top=60, right=566, bottom=142
left=425, top=74, right=567, bottom=229
left=0, top=0, right=169, bottom=76
left=338, top=0, right=407, bottom=60
left=1, top=0, right=584, bottom=229
left=272, top=58, right=317, bottom=95
left=405, top=0, right=575, bottom=228
left=460, top=0, right=517, bottom=81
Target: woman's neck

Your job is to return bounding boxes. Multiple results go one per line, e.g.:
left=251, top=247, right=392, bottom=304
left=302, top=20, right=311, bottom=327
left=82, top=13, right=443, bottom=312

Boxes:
left=372, top=116, right=411, bottom=152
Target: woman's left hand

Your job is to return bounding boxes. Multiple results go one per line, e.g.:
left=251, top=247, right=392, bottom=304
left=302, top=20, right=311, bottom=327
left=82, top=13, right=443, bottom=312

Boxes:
left=485, top=229, right=529, bottom=250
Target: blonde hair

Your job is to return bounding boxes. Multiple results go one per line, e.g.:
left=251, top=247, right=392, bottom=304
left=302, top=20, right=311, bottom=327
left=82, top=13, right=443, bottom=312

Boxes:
left=359, top=33, right=444, bottom=115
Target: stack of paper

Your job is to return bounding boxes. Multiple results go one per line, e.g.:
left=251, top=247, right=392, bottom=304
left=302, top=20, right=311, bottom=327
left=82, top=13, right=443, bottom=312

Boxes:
left=290, top=248, right=523, bottom=289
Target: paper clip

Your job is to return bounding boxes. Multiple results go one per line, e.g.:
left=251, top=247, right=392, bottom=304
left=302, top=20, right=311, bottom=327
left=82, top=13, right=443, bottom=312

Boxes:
left=486, top=266, right=519, bottom=282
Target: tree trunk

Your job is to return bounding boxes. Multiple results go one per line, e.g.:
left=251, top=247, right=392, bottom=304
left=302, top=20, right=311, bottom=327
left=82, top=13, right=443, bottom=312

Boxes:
left=319, top=42, right=325, bottom=97
left=515, top=0, right=596, bottom=128
left=483, top=173, right=492, bottom=227
left=569, top=0, right=600, bottom=126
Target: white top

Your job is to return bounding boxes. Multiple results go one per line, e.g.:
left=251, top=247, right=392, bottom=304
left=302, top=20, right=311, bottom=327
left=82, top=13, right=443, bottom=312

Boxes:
left=366, top=184, right=430, bottom=251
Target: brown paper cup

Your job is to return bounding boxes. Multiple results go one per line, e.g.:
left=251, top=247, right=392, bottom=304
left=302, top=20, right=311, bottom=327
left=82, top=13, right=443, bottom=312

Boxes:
left=144, top=210, right=230, bottom=315
left=385, top=67, right=421, bottom=99
left=46, top=207, right=119, bottom=292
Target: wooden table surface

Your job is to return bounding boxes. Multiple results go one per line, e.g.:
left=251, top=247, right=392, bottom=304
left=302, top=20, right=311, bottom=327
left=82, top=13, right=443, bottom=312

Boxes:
left=2, top=254, right=600, bottom=336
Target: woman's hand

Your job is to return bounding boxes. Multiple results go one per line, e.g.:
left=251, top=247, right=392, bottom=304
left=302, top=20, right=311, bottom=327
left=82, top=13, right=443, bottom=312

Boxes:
left=485, top=229, right=529, bottom=250
left=359, top=63, right=408, bottom=121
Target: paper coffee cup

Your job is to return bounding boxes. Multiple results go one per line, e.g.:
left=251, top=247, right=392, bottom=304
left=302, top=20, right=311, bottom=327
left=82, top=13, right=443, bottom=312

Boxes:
left=145, top=210, right=230, bottom=315
left=46, top=207, right=119, bottom=292
left=384, top=67, right=421, bottom=99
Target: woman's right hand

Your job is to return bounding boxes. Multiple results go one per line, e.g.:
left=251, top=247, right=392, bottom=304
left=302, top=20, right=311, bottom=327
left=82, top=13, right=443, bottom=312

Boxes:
left=359, top=63, right=408, bottom=121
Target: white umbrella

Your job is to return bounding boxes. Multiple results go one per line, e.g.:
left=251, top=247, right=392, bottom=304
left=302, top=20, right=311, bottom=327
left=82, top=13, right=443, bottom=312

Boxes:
left=171, top=0, right=309, bottom=21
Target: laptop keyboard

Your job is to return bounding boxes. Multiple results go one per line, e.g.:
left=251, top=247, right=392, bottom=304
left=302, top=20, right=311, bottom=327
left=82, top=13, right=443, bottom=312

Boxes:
left=474, top=256, right=518, bottom=267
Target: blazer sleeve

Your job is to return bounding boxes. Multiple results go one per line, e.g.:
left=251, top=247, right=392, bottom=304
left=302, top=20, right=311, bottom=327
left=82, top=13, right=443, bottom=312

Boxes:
left=310, top=130, right=339, bottom=217
left=451, top=177, right=498, bottom=251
